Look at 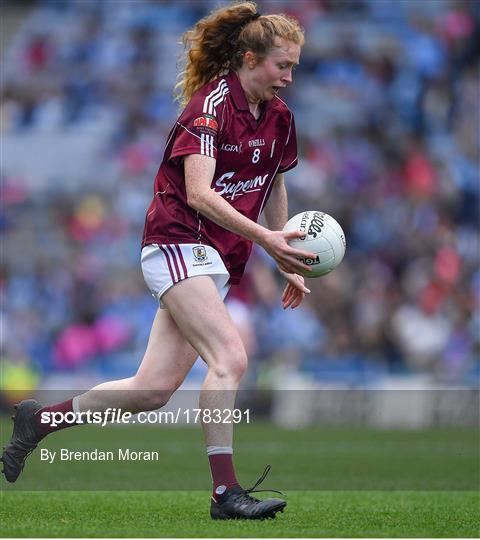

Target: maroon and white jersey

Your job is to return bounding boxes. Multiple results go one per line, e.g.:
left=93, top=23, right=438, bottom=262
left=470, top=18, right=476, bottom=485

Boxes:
left=142, top=70, right=298, bottom=284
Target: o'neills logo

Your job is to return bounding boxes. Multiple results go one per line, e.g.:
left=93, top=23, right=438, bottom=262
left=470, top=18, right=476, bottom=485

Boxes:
left=299, top=211, right=309, bottom=239
left=248, top=138, right=265, bottom=147
left=299, top=211, right=326, bottom=239
left=307, top=211, right=326, bottom=238
left=215, top=171, right=268, bottom=201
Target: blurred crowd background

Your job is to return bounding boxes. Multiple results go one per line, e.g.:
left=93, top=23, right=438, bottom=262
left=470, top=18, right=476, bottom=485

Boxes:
left=2, top=0, right=479, bottom=394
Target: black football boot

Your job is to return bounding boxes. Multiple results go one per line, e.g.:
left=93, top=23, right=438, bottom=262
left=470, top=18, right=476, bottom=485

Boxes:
left=211, top=465, right=286, bottom=520
left=1, top=399, right=44, bottom=482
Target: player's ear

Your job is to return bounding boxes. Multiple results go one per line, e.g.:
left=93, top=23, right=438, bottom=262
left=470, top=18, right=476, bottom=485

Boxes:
left=244, top=51, right=257, bottom=69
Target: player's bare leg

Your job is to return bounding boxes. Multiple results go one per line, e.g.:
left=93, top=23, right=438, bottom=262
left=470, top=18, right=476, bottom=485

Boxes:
left=162, top=275, right=286, bottom=519
left=162, top=276, right=245, bottom=443
left=1, top=308, right=198, bottom=482
left=77, top=307, right=198, bottom=413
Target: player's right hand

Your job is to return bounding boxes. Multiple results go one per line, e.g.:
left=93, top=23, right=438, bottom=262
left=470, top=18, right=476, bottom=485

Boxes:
left=259, top=229, right=316, bottom=275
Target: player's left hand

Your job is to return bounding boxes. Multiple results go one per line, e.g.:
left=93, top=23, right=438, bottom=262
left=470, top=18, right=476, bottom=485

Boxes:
left=280, top=272, right=310, bottom=309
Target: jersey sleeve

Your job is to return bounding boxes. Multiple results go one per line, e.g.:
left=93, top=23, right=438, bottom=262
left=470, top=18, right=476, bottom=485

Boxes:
left=168, top=94, right=221, bottom=162
left=278, top=113, right=298, bottom=173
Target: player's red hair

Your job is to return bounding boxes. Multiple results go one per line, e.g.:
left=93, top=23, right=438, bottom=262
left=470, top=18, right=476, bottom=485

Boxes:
left=175, top=1, right=304, bottom=108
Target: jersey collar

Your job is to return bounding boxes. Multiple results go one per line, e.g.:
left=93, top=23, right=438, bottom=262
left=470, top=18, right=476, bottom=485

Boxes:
left=226, top=71, right=273, bottom=116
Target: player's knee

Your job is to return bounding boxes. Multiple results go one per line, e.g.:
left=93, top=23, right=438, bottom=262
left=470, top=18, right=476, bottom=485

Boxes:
left=141, top=389, right=173, bottom=410
left=231, top=350, right=248, bottom=380
left=131, top=380, right=176, bottom=411
left=214, top=347, right=248, bottom=381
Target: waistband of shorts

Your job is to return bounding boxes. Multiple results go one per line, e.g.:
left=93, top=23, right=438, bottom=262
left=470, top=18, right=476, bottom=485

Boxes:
left=142, top=235, right=209, bottom=249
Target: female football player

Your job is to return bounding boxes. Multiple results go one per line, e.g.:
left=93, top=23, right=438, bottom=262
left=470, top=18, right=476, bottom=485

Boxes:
left=2, top=1, right=314, bottom=520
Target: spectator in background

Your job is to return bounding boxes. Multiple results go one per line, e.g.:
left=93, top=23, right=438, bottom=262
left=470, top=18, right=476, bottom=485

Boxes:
left=1, top=0, right=478, bottom=390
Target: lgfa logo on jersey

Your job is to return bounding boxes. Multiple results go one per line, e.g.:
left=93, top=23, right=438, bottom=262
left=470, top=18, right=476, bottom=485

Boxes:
left=192, top=246, right=207, bottom=262
left=220, top=142, right=242, bottom=153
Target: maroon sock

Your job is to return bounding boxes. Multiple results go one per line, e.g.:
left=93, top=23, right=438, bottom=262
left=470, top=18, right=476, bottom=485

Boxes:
left=208, top=452, right=239, bottom=498
left=36, top=399, right=79, bottom=437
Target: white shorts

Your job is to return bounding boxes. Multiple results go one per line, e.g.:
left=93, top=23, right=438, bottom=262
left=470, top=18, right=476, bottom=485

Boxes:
left=141, top=243, right=230, bottom=308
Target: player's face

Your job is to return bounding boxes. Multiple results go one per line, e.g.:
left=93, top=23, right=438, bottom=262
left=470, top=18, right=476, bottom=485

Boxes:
left=251, top=38, right=301, bottom=101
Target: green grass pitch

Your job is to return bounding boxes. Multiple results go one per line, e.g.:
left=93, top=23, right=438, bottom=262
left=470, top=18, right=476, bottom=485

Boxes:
left=2, top=490, right=479, bottom=537
left=1, top=420, right=479, bottom=537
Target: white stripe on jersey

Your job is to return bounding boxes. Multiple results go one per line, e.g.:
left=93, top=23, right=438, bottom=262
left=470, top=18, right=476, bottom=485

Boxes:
left=204, top=79, right=226, bottom=105
left=204, top=134, right=209, bottom=157
left=285, top=111, right=293, bottom=145
left=270, top=139, right=276, bottom=158
left=208, top=87, right=229, bottom=116
left=203, top=79, right=227, bottom=115
left=207, top=134, right=214, bottom=157
left=200, top=133, right=215, bottom=157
